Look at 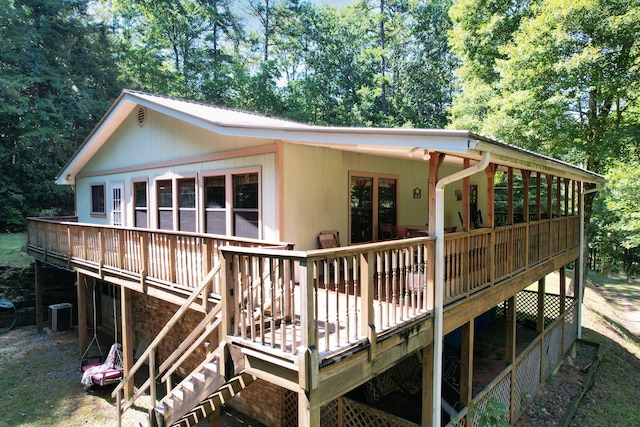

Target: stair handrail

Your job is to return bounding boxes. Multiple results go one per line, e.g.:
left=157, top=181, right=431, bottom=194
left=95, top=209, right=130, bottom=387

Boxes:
left=112, top=262, right=221, bottom=418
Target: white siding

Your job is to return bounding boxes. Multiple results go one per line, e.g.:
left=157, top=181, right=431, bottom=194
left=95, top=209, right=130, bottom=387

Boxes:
left=81, top=108, right=271, bottom=173
left=75, top=108, right=278, bottom=240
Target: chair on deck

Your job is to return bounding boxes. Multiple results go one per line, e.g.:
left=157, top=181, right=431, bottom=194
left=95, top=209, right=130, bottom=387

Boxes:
left=380, top=224, right=393, bottom=240
left=318, top=230, right=340, bottom=249
left=391, top=226, right=408, bottom=239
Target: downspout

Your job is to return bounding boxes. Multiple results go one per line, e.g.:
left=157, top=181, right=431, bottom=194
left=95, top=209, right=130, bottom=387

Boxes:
left=578, top=183, right=604, bottom=339
left=432, top=152, right=490, bottom=426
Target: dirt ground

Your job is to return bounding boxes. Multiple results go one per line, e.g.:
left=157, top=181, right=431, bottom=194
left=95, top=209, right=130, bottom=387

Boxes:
left=517, top=272, right=640, bottom=426
left=1, top=271, right=639, bottom=426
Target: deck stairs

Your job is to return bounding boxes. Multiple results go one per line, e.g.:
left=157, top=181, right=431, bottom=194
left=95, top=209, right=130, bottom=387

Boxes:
left=157, top=372, right=256, bottom=427
left=113, top=262, right=255, bottom=427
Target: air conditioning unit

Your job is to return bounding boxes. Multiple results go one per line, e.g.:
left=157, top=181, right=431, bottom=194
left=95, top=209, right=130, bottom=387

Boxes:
left=49, top=303, right=73, bottom=332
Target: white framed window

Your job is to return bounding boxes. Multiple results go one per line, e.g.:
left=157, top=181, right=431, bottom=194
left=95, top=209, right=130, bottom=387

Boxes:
left=201, top=168, right=261, bottom=238
left=178, top=178, right=196, bottom=232
left=90, top=183, right=106, bottom=217
left=157, top=179, right=173, bottom=230
left=133, top=180, right=148, bottom=228
left=110, top=182, right=124, bottom=226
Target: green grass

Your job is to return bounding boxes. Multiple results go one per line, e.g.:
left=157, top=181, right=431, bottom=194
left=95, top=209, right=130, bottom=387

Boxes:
left=0, top=233, right=32, bottom=268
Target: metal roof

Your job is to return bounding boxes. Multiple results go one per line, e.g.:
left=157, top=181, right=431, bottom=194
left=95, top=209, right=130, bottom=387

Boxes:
left=56, top=90, right=605, bottom=185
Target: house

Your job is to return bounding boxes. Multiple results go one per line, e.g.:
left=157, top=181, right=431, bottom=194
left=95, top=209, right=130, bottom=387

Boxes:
left=27, top=90, right=604, bottom=426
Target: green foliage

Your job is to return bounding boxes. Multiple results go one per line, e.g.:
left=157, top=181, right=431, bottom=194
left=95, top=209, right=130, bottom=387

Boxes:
left=0, top=233, right=31, bottom=268
left=449, top=0, right=640, bottom=269
left=591, top=159, right=640, bottom=274
left=0, top=0, right=121, bottom=231
left=468, top=397, right=510, bottom=427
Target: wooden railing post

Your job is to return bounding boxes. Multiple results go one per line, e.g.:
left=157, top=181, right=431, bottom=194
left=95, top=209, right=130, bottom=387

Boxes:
left=149, top=349, right=157, bottom=406
left=117, top=229, right=125, bottom=270
left=360, top=251, right=376, bottom=361
left=220, top=251, right=234, bottom=337
left=139, top=233, right=148, bottom=291
left=169, top=235, right=177, bottom=283
left=299, top=259, right=316, bottom=351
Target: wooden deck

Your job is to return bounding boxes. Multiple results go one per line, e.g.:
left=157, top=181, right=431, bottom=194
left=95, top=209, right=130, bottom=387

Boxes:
left=26, top=215, right=581, bottom=424
left=27, top=215, right=580, bottom=360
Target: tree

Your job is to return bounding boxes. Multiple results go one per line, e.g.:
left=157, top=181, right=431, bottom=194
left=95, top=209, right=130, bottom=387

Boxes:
left=0, top=0, right=121, bottom=231
left=449, top=0, right=640, bottom=273
left=393, top=0, right=456, bottom=128
left=591, top=160, right=640, bottom=276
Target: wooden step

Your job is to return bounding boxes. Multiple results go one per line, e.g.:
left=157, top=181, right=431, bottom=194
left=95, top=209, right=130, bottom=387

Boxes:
left=167, top=373, right=257, bottom=427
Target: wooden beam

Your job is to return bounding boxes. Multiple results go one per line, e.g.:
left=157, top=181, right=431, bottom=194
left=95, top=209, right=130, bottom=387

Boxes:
left=428, top=153, right=446, bottom=235
left=507, top=168, right=514, bottom=225
left=506, top=296, right=516, bottom=421
left=559, top=266, right=567, bottom=314
left=360, top=251, right=376, bottom=361
left=546, top=175, right=553, bottom=220
left=298, top=387, right=320, bottom=427
left=35, top=260, right=43, bottom=333
left=564, top=178, right=570, bottom=217
left=121, top=287, right=134, bottom=399
left=535, top=172, right=542, bottom=221
left=485, top=164, right=497, bottom=228
left=556, top=177, right=562, bottom=218
left=77, top=272, right=88, bottom=355
left=463, top=158, right=470, bottom=232
left=422, top=343, right=434, bottom=427
left=522, top=170, right=531, bottom=223
left=460, top=320, right=474, bottom=417
left=537, top=277, right=546, bottom=334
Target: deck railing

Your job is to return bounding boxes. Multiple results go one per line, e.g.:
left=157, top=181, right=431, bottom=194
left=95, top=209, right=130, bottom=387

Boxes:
left=220, top=237, right=436, bottom=361
left=27, top=215, right=580, bottom=362
left=219, top=215, right=580, bottom=362
left=26, top=217, right=292, bottom=296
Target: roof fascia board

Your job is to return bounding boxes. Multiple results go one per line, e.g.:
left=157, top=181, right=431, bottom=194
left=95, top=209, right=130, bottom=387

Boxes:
left=56, top=94, right=137, bottom=185
left=131, top=95, right=477, bottom=150
left=472, top=140, right=604, bottom=183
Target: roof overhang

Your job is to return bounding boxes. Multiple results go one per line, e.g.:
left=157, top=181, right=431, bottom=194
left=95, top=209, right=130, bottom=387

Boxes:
left=57, top=90, right=605, bottom=186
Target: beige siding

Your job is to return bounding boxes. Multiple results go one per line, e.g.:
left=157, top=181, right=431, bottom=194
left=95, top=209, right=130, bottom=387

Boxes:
left=439, top=164, right=489, bottom=230
left=281, top=143, right=432, bottom=250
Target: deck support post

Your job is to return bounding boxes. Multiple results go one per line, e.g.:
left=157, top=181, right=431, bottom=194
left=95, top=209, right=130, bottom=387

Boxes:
left=421, top=342, right=434, bottom=426
left=506, top=295, right=517, bottom=422
left=536, top=277, right=546, bottom=334
left=297, top=389, right=320, bottom=427
left=121, top=286, right=134, bottom=400
left=206, top=409, right=220, bottom=427
left=559, top=266, right=566, bottom=314
left=77, top=272, right=88, bottom=354
left=460, top=319, right=474, bottom=424
left=35, top=259, right=44, bottom=333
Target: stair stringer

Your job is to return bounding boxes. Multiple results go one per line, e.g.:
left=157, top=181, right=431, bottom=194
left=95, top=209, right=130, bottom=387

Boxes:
left=170, top=372, right=256, bottom=427
left=154, top=351, right=226, bottom=427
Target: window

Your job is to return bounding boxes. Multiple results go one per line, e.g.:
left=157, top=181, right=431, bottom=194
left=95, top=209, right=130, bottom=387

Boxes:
left=111, top=183, right=123, bottom=226
left=134, top=181, right=148, bottom=228
left=233, top=173, right=259, bottom=239
left=204, top=176, right=226, bottom=235
left=157, top=180, right=173, bottom=230
left=91, top=184, right=106, bottom=216
left=178, top=178, right=196, bottom=232
left=350, top=174, right=397, bottom=243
